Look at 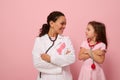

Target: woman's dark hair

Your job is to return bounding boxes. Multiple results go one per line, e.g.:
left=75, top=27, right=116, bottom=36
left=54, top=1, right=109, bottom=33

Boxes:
left=39, top=11, right=65, bottom=37
left=88, top=21, right=108, bottom=48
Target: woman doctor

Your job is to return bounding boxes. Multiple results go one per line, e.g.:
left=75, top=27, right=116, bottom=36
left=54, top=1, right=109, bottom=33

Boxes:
left=32, top=11, right=75, bottom=80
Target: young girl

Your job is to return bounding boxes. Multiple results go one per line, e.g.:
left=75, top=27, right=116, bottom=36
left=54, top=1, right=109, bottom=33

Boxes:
left=78, top=21, right=108, bottom=80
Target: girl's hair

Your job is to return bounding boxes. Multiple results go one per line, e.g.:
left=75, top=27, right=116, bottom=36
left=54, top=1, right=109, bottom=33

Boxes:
left=39, top=11, right=65, bottom=37
left=88, top=21, right=108, bottom=48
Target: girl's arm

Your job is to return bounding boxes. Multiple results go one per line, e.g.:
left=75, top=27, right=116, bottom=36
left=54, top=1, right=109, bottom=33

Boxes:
left=78, top=47, right=90, bottom=61
left=92, top=49, right=106, bottom=64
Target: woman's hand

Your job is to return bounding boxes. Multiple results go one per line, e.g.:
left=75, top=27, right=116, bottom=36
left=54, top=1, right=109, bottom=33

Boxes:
left=41, top=54, right=51, bottom=63
left=66, top=50, right=71, bottom=54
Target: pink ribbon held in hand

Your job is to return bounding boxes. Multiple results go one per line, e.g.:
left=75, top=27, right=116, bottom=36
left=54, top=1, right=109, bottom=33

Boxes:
left=57, top=43, right=66, bottom=55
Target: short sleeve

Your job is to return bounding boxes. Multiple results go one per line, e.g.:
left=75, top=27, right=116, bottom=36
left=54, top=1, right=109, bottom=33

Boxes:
left=100, top=43, right=107, bottom=52
left=80, top=41, right=87, bottom=48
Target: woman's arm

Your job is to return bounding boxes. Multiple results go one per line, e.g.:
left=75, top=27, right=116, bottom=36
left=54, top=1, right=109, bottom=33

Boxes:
left=50, top=37, right=75, bottom=67
left=32, top=37, right=59, bottom=69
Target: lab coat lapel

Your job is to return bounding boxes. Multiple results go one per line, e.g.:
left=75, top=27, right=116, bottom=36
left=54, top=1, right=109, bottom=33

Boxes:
left=46, top=35, right=63, bottom=55
left=54, top=35, right=63, bottom=47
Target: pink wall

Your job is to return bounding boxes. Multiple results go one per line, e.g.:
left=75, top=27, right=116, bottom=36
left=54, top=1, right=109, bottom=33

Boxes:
left=1, top=0, right=120, bottom=80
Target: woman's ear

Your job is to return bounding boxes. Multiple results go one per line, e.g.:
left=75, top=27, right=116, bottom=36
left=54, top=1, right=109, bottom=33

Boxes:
left=49, top=21, right=54, bottom=28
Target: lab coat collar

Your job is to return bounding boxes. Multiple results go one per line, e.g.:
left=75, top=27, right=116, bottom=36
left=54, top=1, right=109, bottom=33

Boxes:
left=44, top=34, right=64, bottom=45
left=44, top=34, right=64, bottom=40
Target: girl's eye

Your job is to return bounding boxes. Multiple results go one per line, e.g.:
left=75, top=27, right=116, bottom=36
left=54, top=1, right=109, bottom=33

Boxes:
left=87, top=28, right=90, bottom=31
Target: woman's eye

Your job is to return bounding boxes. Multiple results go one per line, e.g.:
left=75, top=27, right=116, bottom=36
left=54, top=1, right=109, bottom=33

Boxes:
left=61, top=23, right=64, bottom=25
left=61, top=22, right=66, bottom=25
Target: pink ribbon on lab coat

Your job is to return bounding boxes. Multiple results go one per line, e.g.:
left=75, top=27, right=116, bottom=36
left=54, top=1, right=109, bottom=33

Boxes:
left=57, top=43, right=66, bottom=55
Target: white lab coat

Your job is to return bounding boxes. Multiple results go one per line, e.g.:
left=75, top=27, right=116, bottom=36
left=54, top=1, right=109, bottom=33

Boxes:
left=32, top=34, right=75, bottom=80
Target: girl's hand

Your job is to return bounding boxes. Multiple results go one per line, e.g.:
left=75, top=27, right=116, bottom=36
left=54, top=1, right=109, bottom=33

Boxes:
left=41, top=54, right=51, bottom=63
left=93, top=49, right=106, bottom=56
left=78, top=47, right=91, bottom=60
left=92, top=49, right=106, bottom=64
left=84, top=49, right=90, bottom=54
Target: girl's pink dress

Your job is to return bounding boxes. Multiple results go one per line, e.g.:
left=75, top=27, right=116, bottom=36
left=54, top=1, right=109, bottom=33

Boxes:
left=78, top=40, right=106, bottom=80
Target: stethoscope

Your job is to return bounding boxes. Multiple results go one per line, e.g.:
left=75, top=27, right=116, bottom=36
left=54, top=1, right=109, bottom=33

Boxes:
left=45, top=34, right=58, bottom=53
left=88, top=39, right=99, bottom=70
left=40, top=34, right=58, bottom=78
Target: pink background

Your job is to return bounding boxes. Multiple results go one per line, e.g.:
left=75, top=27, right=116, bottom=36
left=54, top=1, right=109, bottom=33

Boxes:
left=1, top=0, right=120, bottom=80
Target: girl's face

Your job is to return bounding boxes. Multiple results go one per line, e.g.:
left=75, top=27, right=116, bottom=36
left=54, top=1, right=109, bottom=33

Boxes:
left=86, top=24, right=97, bottom=40
left=51, top=16, right=66, bottom=34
